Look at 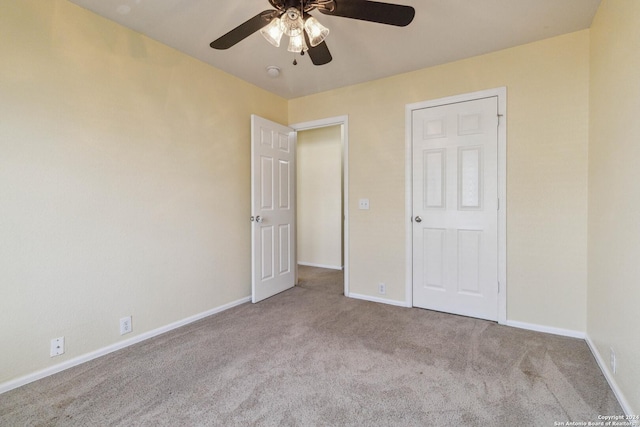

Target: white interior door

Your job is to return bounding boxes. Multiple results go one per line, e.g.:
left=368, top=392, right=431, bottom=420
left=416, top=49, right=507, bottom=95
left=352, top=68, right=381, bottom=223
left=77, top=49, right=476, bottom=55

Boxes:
left=412, top=97, right=499, bottom=321
left=251, top=115, right=296, bottom=303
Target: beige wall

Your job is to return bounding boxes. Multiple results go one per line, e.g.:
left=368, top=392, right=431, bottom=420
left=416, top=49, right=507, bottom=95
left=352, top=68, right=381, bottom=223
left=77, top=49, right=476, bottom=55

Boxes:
left=588, top=0, right=640, bottom=414
left=0, top=1, right=287, bottom=384
left=297, top=126, right=343, bottom=269
left=290, top=31, right=590, bottom=328
left=7, top=1, right=636, bottom=412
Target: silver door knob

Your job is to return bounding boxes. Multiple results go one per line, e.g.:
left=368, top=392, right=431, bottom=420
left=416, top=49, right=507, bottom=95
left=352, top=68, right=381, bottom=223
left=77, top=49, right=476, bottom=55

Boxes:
left=255, top=215, right=263, bottom=223
left=415, top=216, right=422, bottom=223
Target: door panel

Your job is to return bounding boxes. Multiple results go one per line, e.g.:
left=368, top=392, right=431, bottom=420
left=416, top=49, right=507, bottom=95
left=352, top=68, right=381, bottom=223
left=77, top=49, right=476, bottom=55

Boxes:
left=424, top=149, right=446, bottom=209
left=458, top=147, right=482, bottom=209
left=412, top=97, right=498, bottom=321
left=261, top=226, right=274, bottom=280
left=278, top=160, right=291, bottom=209
left=457, top=229, right=481, bottom=294
left=260, top=157, right=274, bottom=209
left=423, top=228, right=445, bottom=290
left=252, top=115, right=296, bottom=303
left=279, top=224, right=291, bottom=274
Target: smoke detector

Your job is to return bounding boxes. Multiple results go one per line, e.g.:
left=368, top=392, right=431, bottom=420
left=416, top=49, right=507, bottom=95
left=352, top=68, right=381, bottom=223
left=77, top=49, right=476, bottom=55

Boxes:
left=266, top=66, right=281, bottom=78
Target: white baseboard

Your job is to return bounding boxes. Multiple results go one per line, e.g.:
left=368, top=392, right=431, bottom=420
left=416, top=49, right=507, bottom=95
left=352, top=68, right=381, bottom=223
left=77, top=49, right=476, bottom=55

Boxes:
left=0, top=295, right=251, bottom=395
left=4, top=298, right=635, bottom=422
left=506, top=321, right=635, bottom=421
left=297, top=262, right=343, bottom=270
left=505, top=320, right=586, bottom=339
left=348, top=292, right=411, bottom=308
left=585, top=335, right=637, bottom=422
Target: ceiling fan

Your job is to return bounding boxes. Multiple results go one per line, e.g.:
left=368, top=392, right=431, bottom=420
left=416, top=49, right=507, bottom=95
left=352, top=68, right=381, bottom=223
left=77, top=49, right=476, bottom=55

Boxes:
left=209, top=0, right=415, bottom=66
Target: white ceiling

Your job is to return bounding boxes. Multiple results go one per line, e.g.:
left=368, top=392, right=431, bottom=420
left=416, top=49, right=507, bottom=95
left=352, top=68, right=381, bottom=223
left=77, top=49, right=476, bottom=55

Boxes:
left=67, top=0, right=601, bottom=99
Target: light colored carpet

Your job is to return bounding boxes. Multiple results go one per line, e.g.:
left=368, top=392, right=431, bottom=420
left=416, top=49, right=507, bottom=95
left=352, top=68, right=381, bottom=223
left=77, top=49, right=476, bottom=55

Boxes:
left=0, top=266, right=622, bottom=426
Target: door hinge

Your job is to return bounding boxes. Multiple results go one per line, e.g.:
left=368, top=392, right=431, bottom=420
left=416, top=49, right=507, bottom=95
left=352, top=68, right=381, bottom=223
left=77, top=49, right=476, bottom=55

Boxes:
left=497, top=114, right=504, bottom=127
left=497, top=281, right=500, bottom=293
left=497, top=198, right=500, bottom=210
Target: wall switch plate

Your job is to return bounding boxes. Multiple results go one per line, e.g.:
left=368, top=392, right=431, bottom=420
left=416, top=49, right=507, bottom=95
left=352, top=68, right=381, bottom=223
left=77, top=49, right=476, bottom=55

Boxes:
left=50, top=337, right=64, bottom=357
left=358, top=198, right=370, bottom=210
left=120, top=316, right=132, bottom=335
left=378, top=283, right=386, bottom=295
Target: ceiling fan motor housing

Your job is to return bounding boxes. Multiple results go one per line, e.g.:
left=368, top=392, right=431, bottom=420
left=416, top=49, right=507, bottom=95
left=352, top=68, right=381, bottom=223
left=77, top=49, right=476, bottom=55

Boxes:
left=268, top=0, right=336, bottom=14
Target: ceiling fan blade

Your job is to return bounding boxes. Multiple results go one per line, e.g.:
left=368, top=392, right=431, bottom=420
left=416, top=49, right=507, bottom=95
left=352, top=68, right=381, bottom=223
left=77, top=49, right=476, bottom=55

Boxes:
left=319, top=0, right=415, bottom=27
left=210, top=10, right=277, bottom=50
left=303, top=29, right=332, bottom=65
left=307, top=40, right=333, bottom=66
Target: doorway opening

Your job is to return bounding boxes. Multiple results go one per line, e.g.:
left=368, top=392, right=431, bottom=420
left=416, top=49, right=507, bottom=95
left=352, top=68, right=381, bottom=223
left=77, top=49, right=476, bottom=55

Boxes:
left=291, top=116, right=349, bottom=297
left=297, top=125, right=343, bottom=270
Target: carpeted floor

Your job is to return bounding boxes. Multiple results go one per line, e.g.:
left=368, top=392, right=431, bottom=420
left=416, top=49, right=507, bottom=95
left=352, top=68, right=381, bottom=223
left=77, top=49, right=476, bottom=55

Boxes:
left=0, top=266, right=622, bottom=426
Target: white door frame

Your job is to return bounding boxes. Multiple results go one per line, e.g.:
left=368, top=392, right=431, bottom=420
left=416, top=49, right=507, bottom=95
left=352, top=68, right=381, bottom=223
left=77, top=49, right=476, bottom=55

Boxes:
left=290, top=115, right=349, bottom=297
left=405, top=88, right=507, bottom=324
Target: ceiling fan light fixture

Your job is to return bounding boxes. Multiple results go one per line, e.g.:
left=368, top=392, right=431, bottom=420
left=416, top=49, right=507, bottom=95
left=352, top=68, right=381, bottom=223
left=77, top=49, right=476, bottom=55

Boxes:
left=287, top=32, right=308, bottom=53
left=210, top=0, right=415, bottom=67
left=280, top=7, right=304, bottom=37
left=260, top=17, right=284, bottom=47
left=304, top=17, right=329, bottom=47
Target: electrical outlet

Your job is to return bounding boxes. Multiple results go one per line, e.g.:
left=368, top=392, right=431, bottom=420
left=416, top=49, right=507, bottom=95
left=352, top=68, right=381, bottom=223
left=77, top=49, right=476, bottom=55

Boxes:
left=358, top=198, right=370, bottom=210
left=610, top=347, right=616, bottom=374
left=50, top=337, right=64, bottom=357
left=120, top=316, right=132, bottom=335
left=378, top=283, right=386, bottom=295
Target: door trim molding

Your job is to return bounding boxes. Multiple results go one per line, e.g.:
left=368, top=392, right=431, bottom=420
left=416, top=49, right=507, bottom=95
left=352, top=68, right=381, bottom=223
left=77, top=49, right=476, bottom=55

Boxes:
left=404, top=88, right=507, bottom=324
left=290, top=115, right=350, bottom=298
